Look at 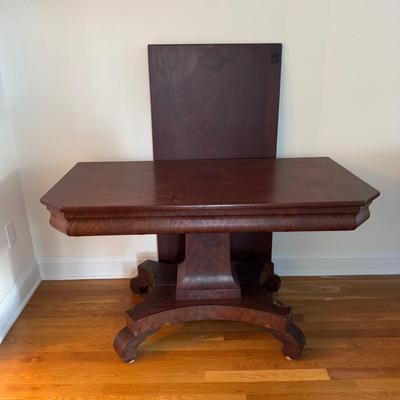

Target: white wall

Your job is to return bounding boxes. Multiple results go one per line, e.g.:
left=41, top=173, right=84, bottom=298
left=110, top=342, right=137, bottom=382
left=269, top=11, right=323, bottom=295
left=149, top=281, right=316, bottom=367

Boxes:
left=0, top=72, right=40, bottom=341
left=0, top=0, right=399, bottom=279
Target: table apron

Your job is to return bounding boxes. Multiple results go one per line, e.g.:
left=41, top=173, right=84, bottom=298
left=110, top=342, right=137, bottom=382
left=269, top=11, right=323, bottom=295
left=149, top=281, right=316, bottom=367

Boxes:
left=49, top=206, right=370, bottom=236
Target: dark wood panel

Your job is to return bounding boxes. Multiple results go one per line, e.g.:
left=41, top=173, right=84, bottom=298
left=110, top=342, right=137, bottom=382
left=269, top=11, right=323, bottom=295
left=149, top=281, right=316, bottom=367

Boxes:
left=148, top=44, right=282, bottom=263
left=149, top=44, right=281, bottom=161
left=40, top=158, right=379, bottom=237
left=40, top=158, right=379, bottom=212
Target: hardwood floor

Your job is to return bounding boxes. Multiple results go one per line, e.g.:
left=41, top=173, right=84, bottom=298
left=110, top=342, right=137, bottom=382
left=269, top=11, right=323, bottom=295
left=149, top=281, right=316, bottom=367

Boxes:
left=1, top=276, right=400, bottom=399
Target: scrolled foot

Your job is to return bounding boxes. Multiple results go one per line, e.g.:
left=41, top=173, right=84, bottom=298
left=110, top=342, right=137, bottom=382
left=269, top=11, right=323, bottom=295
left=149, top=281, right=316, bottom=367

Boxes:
left=130, top=260, right=176, bottom=295
left=282, top=342, right=302, bottom=360
left=113, top=327, right=139, bottom=363
left=130, top=276, right=149, bottom=295
left=271, top=321, right=305, bottom=360
left=130, top=260, right=156, bottom=295
left=113, top=326, right=160, bottom=363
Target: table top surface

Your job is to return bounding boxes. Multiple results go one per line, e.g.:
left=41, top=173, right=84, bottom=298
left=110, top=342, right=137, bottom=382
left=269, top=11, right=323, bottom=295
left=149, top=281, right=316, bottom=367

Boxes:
left=41, top=157, right=379, bottom=214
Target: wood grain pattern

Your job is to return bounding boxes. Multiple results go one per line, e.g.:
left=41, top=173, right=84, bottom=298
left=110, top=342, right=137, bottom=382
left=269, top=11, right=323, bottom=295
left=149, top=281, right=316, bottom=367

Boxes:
left=149, top=43, right=282, bottom=264
left=149, top=44, right=281, bottom=161
left=40, top=157, right=379, bottom=236
left=1, top=276, right=400, bottom=399
left=176, top=233, right=241, bottom=300
left=116, top=258, right=304, bottom=362
left=205, top=368, right=330, bottom=382
left=40, top=157, right=379, bottom=363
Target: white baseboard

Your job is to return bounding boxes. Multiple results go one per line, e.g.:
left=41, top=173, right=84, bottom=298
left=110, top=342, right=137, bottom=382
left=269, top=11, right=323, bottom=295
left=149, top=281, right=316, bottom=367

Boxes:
left=0, top=260, right=41, bottom=343
left=38, top=256, right=142, bottom=280
left=274, top=253, right=400, bottom=276
left=38, top=253, right=400, bottom=280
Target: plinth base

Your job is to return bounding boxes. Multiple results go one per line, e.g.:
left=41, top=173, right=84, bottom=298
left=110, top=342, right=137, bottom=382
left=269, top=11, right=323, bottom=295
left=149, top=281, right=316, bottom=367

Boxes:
left=114, top=260, right=304, bottom=362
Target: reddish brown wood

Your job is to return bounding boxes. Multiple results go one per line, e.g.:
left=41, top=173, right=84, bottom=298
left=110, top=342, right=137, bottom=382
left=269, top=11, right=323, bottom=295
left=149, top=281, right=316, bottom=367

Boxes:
left=130, top=259, right=177, bottom=295
left=149, top=44, right=282, bottom=264
left=41, top=157, right=379, bottom=362
left=115, top=260, right=305, bottom=363
left=130, top=259, right=281, bottom=295
left=149, top=44, right=281, bottom=161
left=40, top=158, right=379, bottom=236
left=113, top=326, right=160, bottom=363
left=176, top=233, right=240, bottom=300
left=156, top=234, right=185, bottom=263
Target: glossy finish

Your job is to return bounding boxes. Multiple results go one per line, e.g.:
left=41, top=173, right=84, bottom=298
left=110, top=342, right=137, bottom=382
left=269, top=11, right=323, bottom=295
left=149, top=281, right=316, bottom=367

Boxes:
left=126, top=231, right=302, bottom=362
left=148, top=43, right=282, bottom=264
left=115, top=259, right=304, bottom=362
left=40, top=42, right=381, bottom=364
left=149, top=44, right=281, bottom=161
left=40, top=157, right=379, bottom=236
left=3, top=276, right=400, bottom=399
left=149, top=43, right=282, bottom=263
left=176, top=233, right=241, bottom=300
left=41, top=157, right=379, bottom=361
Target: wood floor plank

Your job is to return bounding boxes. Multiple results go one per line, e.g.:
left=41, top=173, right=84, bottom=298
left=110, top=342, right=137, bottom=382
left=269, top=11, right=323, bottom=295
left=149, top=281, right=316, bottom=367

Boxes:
left=328, top=367, right=400, bottom=380
left=1, top=276, right=400, bottom=399
left=2, top=380, right=397, bottom=398
left=248, top=391, right=394, bottom=399
left=205, top=368, right=330, bottom=382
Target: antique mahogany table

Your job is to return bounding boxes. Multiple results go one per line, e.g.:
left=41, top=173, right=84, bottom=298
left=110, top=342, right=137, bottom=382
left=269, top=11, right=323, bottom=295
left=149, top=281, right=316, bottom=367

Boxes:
left=41, top=157, right=379, bottom=362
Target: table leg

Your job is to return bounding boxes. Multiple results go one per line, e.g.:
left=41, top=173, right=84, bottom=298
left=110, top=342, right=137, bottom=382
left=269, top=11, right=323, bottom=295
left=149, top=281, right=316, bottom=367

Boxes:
left=116, top=233, right=304, bottom=362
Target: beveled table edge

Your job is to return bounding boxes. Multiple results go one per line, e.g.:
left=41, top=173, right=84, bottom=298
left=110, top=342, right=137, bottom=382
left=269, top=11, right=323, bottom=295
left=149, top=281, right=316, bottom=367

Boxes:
left=47, top=203, right=373, bottom=236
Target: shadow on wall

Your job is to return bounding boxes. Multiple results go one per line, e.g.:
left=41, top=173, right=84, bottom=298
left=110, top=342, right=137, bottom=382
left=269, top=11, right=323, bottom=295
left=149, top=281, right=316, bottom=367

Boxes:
left=0, top=170, right=27, bottom=299
left=333, top=149, right=400, bottom=252
left=273, top=148, right=400, bottom=261
left=0, top=169, right=38, bottom=341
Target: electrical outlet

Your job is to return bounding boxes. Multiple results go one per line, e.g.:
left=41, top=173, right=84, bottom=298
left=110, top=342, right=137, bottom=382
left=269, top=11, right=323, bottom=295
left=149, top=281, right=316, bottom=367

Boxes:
left=4, top=221, right=18, bottom=249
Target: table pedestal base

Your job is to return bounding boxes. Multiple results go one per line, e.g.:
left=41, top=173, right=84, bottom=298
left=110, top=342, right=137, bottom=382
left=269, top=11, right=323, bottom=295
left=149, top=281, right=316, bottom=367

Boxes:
left=114, top=233, right=304, bottom=362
